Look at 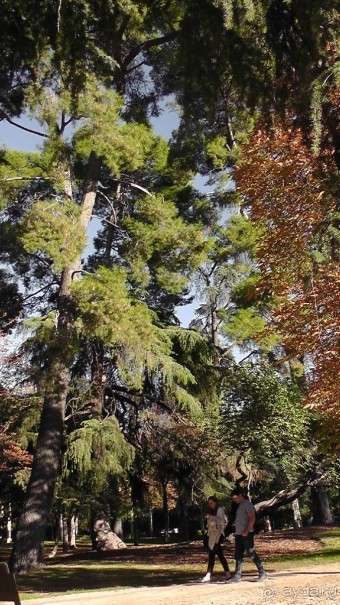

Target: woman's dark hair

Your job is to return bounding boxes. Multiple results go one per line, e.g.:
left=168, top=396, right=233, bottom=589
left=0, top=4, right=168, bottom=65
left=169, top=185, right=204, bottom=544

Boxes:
left=207, top=495, right=219, bottom=515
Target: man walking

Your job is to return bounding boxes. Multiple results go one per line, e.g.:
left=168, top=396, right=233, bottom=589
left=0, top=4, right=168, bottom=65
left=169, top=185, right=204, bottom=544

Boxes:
left=229, top=488, right=267, bottom=582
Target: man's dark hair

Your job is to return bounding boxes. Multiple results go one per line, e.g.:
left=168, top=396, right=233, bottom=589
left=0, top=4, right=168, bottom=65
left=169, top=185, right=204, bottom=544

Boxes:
left=230, top=488, right=245, bottom=497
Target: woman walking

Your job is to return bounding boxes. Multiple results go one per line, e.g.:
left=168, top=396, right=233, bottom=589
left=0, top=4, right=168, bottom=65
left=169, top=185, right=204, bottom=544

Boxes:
left=201, top=495, right=231, bottom=582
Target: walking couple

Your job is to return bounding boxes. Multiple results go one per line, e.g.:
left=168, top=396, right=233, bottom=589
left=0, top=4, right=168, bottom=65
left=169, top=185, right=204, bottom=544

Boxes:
left=201, top=488, right=267, bottom=583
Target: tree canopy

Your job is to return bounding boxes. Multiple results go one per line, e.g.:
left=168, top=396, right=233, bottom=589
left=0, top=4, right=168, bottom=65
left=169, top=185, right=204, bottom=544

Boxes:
left=0, top=0, right=338, bottom=573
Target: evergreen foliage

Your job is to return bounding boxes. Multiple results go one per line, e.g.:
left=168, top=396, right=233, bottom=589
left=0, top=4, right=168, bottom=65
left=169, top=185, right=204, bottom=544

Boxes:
left=220, top=364, right=316, bottom=493
left=63, top=417, right=134, bottom=491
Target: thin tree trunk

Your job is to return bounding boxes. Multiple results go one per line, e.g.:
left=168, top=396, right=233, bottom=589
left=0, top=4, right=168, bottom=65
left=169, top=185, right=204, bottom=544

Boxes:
left=131, top=507, right=139, bottom=546
left=6, top=503, right=12, bottom=544
left=148, top=509, right=153, bottom=538
left=9, top=151, right=101, bottom=573
left=292, top=498, right=303, bottom=529
left=70, top=513, right=78, bottom=549
left=162, top=481, right=169, bottom=543
left=113, top=518, right=123, bottom=540
left=62, top=515, right=69, bottom=552
left=90, top=342, right=105, bottom=417
left=178, top=497, right=189, bottom=541
left=211, top=308, right=219, bottom=348
left=49, top=514, right=62, bottom=558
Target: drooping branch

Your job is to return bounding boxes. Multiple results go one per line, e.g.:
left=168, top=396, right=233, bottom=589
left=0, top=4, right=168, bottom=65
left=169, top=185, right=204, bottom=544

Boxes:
left=254, top=470, right=329, bottom=519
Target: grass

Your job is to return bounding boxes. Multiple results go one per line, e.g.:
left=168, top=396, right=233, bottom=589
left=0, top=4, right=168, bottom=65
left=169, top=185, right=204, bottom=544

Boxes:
left=269, top=527, right=340, bottom=567
left=1, top=528, right=339, bottom=601
left=16, top=563, right=202, bottom=601
left=1, top=542, right=202, bottom=600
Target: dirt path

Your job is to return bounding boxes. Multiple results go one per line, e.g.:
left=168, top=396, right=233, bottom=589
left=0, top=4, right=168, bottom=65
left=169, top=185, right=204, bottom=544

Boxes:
left=19, top=563, right=339, bottom=605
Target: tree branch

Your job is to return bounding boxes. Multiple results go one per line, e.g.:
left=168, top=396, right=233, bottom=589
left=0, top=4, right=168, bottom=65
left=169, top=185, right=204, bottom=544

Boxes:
left=1, top=176, right=48, bottom=182
left=22, top=281, right=58, bottom=303
left=255, top=470, right=329, bottom=519
left=122, top=31, right=177, bottom=69
left=4, top=117, right=48, bottom=138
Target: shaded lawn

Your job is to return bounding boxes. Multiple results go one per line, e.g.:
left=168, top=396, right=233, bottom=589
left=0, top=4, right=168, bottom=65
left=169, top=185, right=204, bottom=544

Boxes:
left=0, top=527, right=339, bottom=599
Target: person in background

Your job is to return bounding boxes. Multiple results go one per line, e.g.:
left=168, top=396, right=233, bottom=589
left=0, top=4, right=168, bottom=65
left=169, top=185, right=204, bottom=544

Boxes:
left=201, top=495, right=231, bottom=583
left=229, top=488, right=267, bottom=583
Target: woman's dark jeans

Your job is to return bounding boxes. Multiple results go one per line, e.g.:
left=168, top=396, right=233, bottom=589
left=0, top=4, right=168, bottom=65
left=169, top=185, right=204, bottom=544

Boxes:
left=207, top=542, right=230, bottom=573
left=234, top=533, right=264, bottom=578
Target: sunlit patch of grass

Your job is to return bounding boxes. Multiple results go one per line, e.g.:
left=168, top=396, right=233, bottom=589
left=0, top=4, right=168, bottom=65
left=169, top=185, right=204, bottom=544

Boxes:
left=268, top=527, right=340, bottom=567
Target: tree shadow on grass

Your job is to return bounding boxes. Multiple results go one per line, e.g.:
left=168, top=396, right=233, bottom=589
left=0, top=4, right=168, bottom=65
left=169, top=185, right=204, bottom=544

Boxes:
left=16, top=566, right=198, bottom=595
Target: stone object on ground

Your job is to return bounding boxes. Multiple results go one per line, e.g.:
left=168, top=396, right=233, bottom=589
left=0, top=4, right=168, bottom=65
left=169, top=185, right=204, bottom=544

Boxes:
left=93, top=518, right=127, bottom=551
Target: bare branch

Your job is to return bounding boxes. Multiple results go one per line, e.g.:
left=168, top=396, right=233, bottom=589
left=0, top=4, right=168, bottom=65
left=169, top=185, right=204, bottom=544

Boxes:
left=96, top=190, right=117, bottom=217
left=1, top=176, right=47, bottom=183
left=22, top=281, right=58, bottom=303
left=239, top=350, right=261, bottom=363
left=129, top=182, right=153, bottom=196
left=4, top=117, right=48, bottom=138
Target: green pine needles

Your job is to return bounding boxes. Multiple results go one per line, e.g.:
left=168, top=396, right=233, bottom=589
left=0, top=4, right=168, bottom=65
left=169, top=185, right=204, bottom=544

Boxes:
left=63, top=416, right=134, bottom=490
left=21, top=199, right=86, bottom=271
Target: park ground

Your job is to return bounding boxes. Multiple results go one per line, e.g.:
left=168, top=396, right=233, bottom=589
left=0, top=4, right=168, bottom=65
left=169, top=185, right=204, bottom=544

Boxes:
left=1, top=526, right=339, bottom=605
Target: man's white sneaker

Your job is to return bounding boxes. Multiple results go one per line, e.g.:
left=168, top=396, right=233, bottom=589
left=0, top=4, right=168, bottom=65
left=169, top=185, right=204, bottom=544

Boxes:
left=201, top=573, right=211, bottom=583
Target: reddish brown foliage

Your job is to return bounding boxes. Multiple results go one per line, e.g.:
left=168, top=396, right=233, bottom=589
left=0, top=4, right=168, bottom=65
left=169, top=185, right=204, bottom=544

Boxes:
left=236, top=123, right=339, bottom=430
left=0, top=430, right=32, bottom=474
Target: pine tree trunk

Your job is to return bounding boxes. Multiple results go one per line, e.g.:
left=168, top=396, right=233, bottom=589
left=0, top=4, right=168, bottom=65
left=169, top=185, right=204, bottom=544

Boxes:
left=9, top=364, right=69, bottom=572
left=211, top=308, right=219, bottom=348
left=90, top=342, right=105, bottom=417
left=132, top=509, right=139, bottom=547
left=9, top=151, right=101, bottom=573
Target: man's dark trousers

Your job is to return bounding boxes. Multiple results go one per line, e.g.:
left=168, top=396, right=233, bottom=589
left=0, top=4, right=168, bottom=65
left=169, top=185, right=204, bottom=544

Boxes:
left=234, top=533, right=264, bottom=578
